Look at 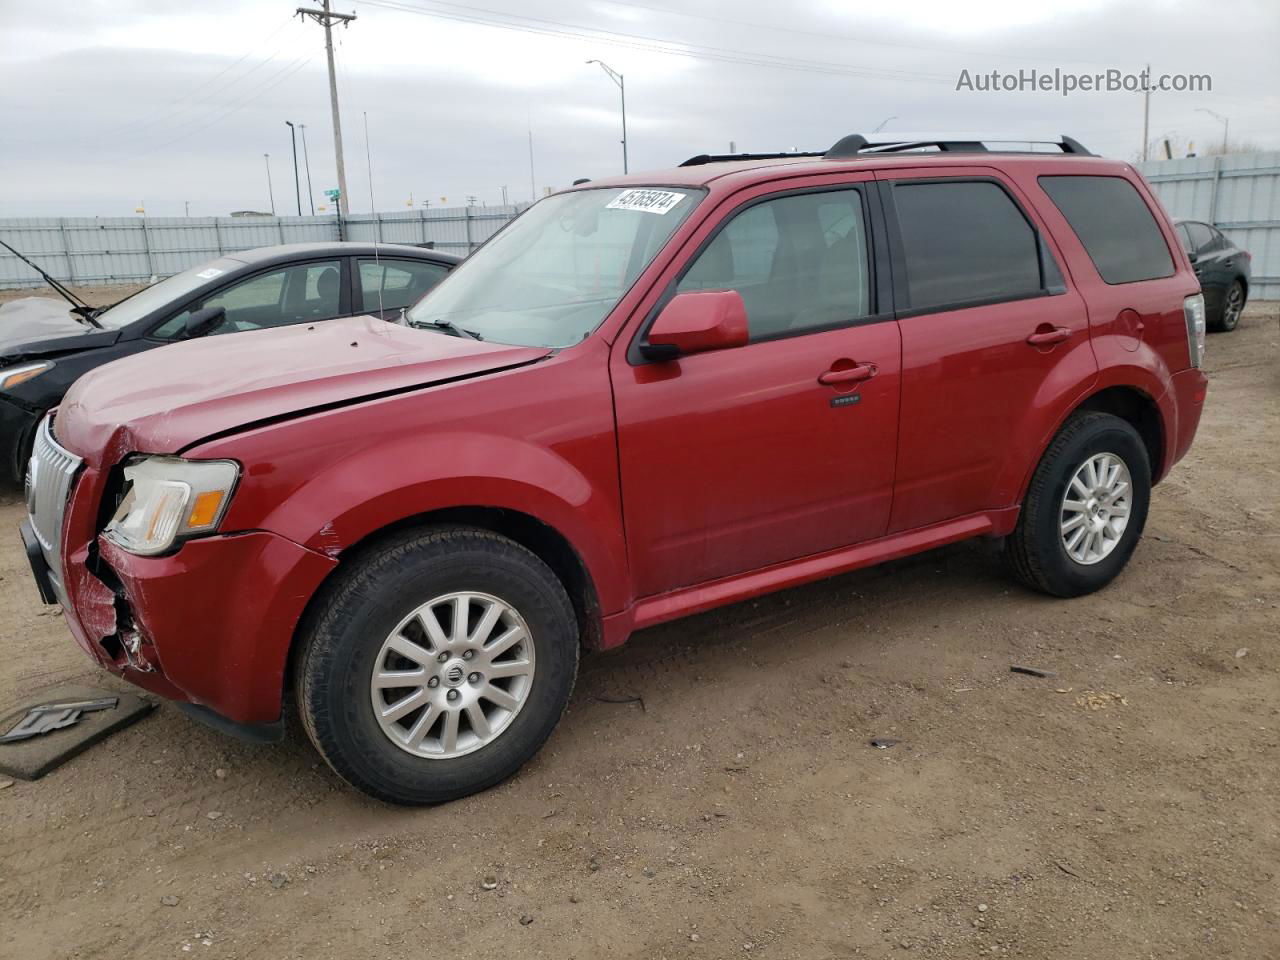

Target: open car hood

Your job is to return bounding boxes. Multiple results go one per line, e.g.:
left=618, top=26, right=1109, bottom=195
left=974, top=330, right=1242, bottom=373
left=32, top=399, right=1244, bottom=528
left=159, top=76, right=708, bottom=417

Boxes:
left=55, top=314, right=551, bottom=465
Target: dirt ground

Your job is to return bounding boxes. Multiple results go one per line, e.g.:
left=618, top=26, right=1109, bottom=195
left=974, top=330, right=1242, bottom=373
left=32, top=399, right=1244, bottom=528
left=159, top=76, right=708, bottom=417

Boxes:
left=0, top=287, right=1277, bottom=960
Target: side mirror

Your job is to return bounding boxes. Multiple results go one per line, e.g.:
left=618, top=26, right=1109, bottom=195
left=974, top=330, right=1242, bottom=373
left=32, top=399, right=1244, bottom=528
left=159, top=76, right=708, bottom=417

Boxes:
left=185, top=305, right=226, bottom=338
left=1187, top=249, right=1199, bottom=264
left=641, top=290, right=749, bottom=362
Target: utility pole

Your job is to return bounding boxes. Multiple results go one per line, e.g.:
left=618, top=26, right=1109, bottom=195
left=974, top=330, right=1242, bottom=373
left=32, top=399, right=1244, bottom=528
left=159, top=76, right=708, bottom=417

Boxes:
left=285, top=121, right=302, bottom=216
left=527, top=126, right=537, bottom=202
left=500, top=185, right=509, bottom=207
left=587, top=60, right=628, bottom=174
left=264, top=153, right=276, bottom=215
left=1141, top=63, right=1151, bottom=162
left=297, top=1, right=356, bottom=216
left=298, top=123, right=315, bottom=214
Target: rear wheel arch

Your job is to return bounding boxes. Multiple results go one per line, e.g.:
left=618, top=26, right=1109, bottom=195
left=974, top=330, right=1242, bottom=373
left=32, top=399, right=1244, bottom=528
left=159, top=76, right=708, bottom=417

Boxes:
left=1074, top=386, right=1165, bottom=483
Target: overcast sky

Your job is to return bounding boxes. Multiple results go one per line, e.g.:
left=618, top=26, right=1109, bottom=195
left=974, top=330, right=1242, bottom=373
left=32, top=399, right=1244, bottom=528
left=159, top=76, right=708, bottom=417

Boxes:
left=1, top=0, right=1277, bottom=217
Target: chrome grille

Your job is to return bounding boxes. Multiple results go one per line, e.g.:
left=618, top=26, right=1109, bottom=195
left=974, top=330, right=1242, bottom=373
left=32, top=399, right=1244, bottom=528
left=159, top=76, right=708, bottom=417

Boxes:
left=26, top=415, right=83, bottom=606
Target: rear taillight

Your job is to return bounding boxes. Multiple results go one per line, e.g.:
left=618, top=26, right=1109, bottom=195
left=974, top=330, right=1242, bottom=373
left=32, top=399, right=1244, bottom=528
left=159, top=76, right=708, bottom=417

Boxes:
left=1184, top=293, right=1206, bottom=368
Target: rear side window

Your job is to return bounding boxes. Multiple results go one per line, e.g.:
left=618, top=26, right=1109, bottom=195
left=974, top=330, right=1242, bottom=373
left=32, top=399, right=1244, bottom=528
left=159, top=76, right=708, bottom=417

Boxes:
left=358, top=258, right=450, bottom=312
left=1039, top=175, right=1174, bottom=284
left=892, top=180, right=1043, bottom=312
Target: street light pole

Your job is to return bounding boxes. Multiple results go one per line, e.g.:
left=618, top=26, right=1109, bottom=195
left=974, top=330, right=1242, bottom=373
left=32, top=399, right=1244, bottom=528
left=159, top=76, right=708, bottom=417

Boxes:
left=587, top=59, right=627, bottom=174
left=299, top=123, right=316, bottom=215
left=264, top=153, right=276, bottom=215
left=285, top=121, right=302, bottom=216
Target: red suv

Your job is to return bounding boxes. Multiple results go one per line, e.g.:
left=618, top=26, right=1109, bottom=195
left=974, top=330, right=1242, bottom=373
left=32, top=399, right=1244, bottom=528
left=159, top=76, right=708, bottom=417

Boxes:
left=23, top=133, right=1209, bottom=803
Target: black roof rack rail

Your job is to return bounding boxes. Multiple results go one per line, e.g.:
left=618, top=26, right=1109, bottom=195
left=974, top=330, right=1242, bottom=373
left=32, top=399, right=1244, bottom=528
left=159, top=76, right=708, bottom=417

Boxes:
left=824, top=132, right=1094, bottom=158
left=679, top=151, right=825, bottom=167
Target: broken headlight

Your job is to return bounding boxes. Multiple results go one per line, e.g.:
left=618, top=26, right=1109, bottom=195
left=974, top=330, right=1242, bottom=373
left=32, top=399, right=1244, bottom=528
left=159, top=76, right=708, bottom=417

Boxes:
left=103, top=456, right=239, bottom=556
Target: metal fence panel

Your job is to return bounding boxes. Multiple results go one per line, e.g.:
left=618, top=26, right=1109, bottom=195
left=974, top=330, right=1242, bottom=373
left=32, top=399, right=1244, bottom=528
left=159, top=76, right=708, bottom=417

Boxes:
left=0, top=204, right=528, bottom=289
left=1137, top=151, right=1280, bottom=300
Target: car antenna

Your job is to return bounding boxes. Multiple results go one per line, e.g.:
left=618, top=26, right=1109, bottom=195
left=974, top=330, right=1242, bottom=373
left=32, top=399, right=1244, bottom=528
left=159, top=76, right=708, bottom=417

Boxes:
left=363, top=111, right=385, bottom=319
left=0, top=238, right=103, bottom=327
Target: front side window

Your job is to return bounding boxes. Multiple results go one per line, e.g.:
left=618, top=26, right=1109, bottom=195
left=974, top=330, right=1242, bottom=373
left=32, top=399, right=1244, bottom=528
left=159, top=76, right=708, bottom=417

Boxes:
left=359, top=258, right=450, bottom=313
left=407, top=187, right=699, bottom=347
left=153, top=260, right=343, bottom=338
left=677, top=188, right=871, bottom=339
left=1039, top=175, right=1175, bottom=284
left=893, top=180, right=1043, bottom=312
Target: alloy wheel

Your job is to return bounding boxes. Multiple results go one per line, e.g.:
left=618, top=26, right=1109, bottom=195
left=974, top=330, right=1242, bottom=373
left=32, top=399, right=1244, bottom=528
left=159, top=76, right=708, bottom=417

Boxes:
left=369, top=591, right=536, bottom=758
left=1060, top=452, right=1132, bottom=565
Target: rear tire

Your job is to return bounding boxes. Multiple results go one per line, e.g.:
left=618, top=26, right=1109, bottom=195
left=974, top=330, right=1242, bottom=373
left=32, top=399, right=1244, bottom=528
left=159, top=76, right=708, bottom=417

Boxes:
left=295, top=526, right=579, bottom=805
left=1210, top=280, right=1244, bottom=332
left=1006, top=412, right=1151, bottom=598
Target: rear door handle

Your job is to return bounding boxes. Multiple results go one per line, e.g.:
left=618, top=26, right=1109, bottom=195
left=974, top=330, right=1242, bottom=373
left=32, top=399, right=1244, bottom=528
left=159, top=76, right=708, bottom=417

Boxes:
left=1026, top=327, right=1071, bottom=347
left=818, top=364, right=876, bottom=386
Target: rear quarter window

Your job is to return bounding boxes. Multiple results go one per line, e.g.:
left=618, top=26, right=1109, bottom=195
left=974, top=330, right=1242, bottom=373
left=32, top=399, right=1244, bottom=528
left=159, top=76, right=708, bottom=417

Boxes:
left=1038, top=175, right=1175, bottom=284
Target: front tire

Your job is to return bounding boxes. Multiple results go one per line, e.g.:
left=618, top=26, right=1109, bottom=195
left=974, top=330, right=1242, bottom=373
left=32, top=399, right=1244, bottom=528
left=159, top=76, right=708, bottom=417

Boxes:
left=296, top=526, right=579, bottom=805
left=1006, top=412, right=1151, bottom=598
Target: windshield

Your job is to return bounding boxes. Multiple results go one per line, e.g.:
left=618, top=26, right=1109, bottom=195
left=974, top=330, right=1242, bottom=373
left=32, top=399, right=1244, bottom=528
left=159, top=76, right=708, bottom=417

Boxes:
left=406, top=187, right=700, bottom=347
left=96, top=257, right=242, bottom=329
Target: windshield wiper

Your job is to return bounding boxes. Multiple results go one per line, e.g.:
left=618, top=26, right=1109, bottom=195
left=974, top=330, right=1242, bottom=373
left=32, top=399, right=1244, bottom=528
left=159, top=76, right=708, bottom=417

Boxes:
left=0, top=239, right=104, bottom=329
left=407, top=315, right=484, bottom=341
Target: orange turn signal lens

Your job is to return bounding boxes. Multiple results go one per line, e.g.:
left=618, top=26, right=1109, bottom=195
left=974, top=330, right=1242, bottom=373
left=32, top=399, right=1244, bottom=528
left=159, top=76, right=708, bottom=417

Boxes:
left=187, top=490, right=225, bottom=528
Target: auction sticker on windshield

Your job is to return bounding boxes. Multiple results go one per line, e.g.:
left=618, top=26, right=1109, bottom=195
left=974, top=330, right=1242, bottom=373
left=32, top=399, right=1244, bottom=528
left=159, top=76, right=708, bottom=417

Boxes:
left=606, top=189, right=686, bottom=215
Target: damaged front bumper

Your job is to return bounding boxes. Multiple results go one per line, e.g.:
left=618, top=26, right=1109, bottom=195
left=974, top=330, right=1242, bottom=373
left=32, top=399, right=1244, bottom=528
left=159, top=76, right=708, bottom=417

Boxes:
left=31, top=455, right=337, bottom=734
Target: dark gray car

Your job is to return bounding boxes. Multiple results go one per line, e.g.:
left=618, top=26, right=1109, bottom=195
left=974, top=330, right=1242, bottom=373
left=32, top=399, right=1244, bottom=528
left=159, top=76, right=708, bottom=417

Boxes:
left=1174, top=219, right=1251, bottom=332
left=0, top=241, right=460, bottom=483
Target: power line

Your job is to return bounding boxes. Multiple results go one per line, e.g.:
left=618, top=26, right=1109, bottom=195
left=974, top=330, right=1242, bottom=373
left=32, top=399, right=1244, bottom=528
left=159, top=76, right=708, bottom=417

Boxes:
left=107, top=55, right=315, bottom=158
left=360, top=0, right=954, bottom=83
left=97, top=16, right=299, bottom=139
left=585, top=0, right=1123, bottom=67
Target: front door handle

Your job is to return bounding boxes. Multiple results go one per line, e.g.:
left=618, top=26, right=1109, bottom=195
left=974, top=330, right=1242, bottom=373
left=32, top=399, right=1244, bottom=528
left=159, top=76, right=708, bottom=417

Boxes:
left=1026, top=326, right=1071, bottom=347
left=818, top=363, right=876, bottom=386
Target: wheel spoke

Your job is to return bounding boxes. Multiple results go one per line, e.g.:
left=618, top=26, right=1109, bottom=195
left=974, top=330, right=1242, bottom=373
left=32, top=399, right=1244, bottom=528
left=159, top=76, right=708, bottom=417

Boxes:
left=403, top=704, right=437, bottom=748
left=1063, top=499, right=1089, bottom=514
left=386, top=635, right=434, bottom=668
left=381, top=687, right=429, bottom=723
left=440, top=709, right=460, bottom=754
left=450, top=595, right=469, bottom=642
left=482, top=625, right=526, bottom=660
left=486, top=658, right=534, bottom=680
left=1108, top=502, right=1129, bottom=517
left=416, top=607, right=449, bottom=650
left=1062, top=514, right=1087, bottom=534
left=373, top=668, right=425, bottom=689
left=468, top=599, right=503, bottom=645
left=1066, top=525, right=1087, bottom=553
left=464, top=703, right=491, bottom=741
left=481, top=684, right=521, bottom=712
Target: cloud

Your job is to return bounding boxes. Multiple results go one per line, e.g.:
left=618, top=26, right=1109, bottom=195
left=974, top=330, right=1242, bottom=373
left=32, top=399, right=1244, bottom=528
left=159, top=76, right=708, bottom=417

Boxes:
left=1, top=0, right=1277, bottom=216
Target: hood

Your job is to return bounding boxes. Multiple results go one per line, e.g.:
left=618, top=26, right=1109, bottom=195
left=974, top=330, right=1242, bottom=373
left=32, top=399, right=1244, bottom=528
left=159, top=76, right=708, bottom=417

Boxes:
left=0, top=297, right=110, bottom=358
left=56, top=314, right=551, bottom=464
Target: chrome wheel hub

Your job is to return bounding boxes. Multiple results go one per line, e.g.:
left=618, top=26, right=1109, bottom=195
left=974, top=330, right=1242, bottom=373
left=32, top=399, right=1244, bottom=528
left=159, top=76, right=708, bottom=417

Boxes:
left=369, top=591, right=536, bottom=759
left=1060, top=452, right=1132, bottom=565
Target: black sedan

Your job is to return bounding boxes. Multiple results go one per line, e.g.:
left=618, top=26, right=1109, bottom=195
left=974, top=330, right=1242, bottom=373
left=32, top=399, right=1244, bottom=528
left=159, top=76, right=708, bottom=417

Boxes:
left=1175, top=218, right=1252, bottom=333
left=0, top=241, right=459, bottom=484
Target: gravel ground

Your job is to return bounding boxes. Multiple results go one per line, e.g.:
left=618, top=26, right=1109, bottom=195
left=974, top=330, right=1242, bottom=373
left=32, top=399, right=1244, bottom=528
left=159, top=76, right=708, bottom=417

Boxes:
left=0, top=289, right=1277, bottom=959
